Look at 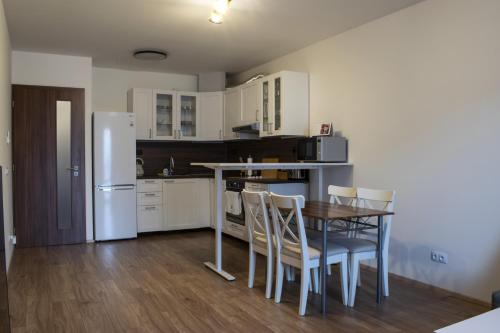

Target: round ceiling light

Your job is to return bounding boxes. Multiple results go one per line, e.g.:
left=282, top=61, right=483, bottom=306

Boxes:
left=133, top=49, right=168, bottom=61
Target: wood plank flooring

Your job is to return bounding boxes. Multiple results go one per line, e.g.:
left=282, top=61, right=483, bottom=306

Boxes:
left=8, top=230, right=488, bottom=332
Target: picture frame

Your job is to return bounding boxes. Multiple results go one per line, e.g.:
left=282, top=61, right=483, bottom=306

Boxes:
left=317, top=122, right=333, bottom=136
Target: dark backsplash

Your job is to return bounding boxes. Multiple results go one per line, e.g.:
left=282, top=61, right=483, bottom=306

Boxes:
left=136, top=137, right=300, bottom=176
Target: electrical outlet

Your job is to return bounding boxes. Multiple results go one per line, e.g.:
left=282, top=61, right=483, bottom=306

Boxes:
left=431, top=250, right=448, bottom=264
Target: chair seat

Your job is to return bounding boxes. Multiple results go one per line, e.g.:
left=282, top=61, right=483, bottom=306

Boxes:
left=330, top=238, right=377, bottom=253
left=255, top=235, right=348, bottom=259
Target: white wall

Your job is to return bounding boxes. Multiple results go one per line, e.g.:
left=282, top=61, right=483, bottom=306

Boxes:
left=92, top=67, right=198, bottom=113
left=12, top=51, right=94, bottom=241
left=0, top=2, right=12, bottom=269
left=234, top=0, right=500, bottom=302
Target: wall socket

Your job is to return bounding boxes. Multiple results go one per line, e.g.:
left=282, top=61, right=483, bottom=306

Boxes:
left=431, top=250, right=448, bottom=264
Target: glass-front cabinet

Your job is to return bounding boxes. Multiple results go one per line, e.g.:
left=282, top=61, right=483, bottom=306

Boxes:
left=177, top=92, right=199, bottom=139
left=153, top=90, right=175, bottom=139
left=151, top=90, right=200, bottom=140
left=260, top=74, right=282, bottom=136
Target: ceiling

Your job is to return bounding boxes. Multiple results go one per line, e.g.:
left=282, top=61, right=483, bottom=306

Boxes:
left=4, top=0, right=424, bottom=75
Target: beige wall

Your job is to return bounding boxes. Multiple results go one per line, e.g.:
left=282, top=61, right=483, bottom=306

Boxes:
left=234, top=0, right=500, bottom=302
left=92, top=67, right=198, bottom=113
left=12, top=51, right=94, bottom=241
left=0, top=2, right=12, bottom=269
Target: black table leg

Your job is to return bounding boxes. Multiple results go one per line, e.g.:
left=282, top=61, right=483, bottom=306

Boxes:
left=321, top=219, right=327, bottom=314
left=377, top=215, right=383, bottom=304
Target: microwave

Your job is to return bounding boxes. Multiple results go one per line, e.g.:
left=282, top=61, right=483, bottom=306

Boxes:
left=297, top=136, right=348, bottom=162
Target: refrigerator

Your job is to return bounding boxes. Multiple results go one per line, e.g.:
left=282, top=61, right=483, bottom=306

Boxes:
left=93, top=112, right=137, bottom=241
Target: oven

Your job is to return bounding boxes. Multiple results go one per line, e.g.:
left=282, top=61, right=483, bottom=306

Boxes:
left=225, top=179, right=246, bottom=226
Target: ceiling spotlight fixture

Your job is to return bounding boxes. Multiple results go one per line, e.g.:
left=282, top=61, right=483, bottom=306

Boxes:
left=133, top=49, right=168, bottom=61
left=209, top=0, right=231, bottom=24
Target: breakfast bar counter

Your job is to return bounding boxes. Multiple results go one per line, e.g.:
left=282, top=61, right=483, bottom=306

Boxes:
left=191, top=162, right=353, bottom=281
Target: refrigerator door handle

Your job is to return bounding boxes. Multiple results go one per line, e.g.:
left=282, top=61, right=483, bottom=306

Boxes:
left=97, top=184, right=136, bottom=191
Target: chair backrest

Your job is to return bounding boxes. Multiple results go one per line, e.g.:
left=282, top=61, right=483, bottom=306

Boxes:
left=242, top=190, right=273, bottom=248
left=356, top=187, right=396, bottom=253
left=328, top=185, right=357, bottom=205
left=269, top=193, right=309, bottom=259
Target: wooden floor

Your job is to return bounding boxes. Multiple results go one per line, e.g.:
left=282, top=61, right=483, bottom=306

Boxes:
left=8, top=230, right=488, bottom=332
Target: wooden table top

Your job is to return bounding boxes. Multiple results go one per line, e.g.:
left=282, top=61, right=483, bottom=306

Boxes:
left=302, top=201, right=394, bottom=220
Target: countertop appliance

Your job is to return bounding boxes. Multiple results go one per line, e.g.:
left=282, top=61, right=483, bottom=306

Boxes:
left=136, top=157, right=144, bottom=177
left=297, top=136, right=348, bottom=162
left=93, top=112, right=137, bottom=241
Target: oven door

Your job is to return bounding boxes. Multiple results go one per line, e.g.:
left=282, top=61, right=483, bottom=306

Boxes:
left=297, top=138, right=318, bottom=161
left=225, top=190, right=246, bottom=226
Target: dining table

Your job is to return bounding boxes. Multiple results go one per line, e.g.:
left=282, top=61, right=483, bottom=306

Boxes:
left=301, top=201, right=394, bottom=314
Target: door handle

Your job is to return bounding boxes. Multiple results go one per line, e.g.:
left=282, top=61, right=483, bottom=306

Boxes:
left=66, top=166, right=79, bottom=176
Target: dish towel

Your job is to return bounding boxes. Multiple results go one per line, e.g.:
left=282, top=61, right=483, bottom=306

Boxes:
left=225, top=191, right=242, bottom=215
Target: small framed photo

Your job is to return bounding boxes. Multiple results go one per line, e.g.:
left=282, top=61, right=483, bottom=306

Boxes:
left=317, top=123, right=333, bottom=136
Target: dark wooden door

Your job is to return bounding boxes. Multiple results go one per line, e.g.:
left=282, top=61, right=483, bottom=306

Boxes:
left=12, top=85, right=86, bottom=247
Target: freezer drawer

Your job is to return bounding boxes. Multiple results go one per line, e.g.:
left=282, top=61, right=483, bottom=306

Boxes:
left=137, top=192, right=163, bottom=205
left=137, top=179, right=162, bottom=192
left=94, top=187, right=137, bottom=241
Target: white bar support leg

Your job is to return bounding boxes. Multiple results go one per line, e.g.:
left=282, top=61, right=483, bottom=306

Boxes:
left=204, top=167, right=236, bottom=281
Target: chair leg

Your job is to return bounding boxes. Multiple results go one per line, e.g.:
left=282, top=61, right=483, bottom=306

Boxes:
left=357, top=267, right=362, bottom=287
left=383, top=250, right=389, bottom=297
left=348, top=255, right=360, bottom=307
left=340, top=255, right=348, bottom=306
left=265, top=254, right=273, bottom=299
left=299, top=265, right=310, bottom=316
left=248, top=250, right=256, bottom=288
left=312, top=267, right=319, bottom=294
left=275, top=261, right=284, bottom=303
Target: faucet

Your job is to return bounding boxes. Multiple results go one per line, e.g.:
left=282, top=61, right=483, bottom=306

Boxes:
left=169, top=156, right=175, bottom=175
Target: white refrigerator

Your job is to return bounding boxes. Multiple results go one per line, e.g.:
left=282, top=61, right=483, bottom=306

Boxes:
left=93, top=112, right=137, bottom=241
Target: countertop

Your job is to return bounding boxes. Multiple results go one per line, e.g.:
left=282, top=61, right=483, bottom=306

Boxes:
left=136, top=174, right=309, bottom=184
left=190, top=162, right=352, bottom=170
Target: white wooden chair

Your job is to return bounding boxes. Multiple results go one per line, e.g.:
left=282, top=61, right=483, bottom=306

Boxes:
left=242, top=190, right=274, bottom=299
left=334, top=187, right=396, bottom=307
left=269, top=193, right=349, bottom=315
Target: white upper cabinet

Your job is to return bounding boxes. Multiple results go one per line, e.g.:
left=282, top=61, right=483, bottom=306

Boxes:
left=240, top=80, right=261, bottom=125
left=223, top=87, right=241, bottom=139
left=260, top=71, right=309, bottom=137
left=153, top=89, right=176, bottom=140
left=127, top=88, right=153, bottom=140
left=176, top=91, right=200, bottom=140
left=200, top=92, right=224, bottom=141
left=129, top=89, right=221, bottom=141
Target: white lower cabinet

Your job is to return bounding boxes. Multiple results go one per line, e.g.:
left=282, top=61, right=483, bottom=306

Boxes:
left=163, top=179, right=211, bottom=231
left=137, top=179, right=164, bottom=232
left=137, top=178, right=211, bottom=233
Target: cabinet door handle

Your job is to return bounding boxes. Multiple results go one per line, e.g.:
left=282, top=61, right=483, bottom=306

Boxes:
left=164, top=180, right=175, bottom=183
left=149, top=128, right=152, bottom=139
left=219, top=129, right=222, bottom=139
left=144, top=193, right=156, bottom=197
left=145, top=206, right=156, bottom=211
left=268, top=122, right=273, bottom=134
left=255, top=109, right=259, bottom=121
left=144, top=180, right=156, bottom=184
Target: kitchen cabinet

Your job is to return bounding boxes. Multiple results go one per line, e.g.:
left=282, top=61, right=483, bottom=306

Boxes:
left=137, top=179, right=164, bottom=232
left=129, top=89, right=211, bottom=141
left=127, top=88, right=153, bottom=140
left=163, top=179, right=211, bottom=230
left=200, top=92, right=224, bottom=141
left=240, top=80, right=261, bottom=125
left=223, top=87, right=241, bottom=139
left=260, top=71, right=309, bottom=137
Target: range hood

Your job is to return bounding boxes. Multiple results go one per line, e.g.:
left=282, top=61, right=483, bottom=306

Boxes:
left=232, top=123, right=259, bottom=134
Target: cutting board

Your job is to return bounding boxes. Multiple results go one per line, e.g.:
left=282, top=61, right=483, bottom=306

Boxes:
left=261, top=158, right=279, bottom=178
